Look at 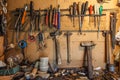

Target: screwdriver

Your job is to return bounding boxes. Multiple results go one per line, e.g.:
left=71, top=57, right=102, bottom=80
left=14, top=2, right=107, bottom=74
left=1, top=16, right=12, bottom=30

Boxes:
left=73, top=2, right=77, bottom=27
left=89, top=5, right=93, bottom=25
left=97, top=5, right=103, bottom=38
left=94, top=4, right=97, bottom=28
left=78, top=2, right=82, bottom=34
left=69, top=5, right=73, bottom=22
left=81, top=1, right=88, bottom=30
left=57, top=5, right=61, bottom=30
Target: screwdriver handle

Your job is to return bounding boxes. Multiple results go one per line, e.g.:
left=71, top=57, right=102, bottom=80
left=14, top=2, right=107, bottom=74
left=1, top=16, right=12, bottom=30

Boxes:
left=78, top=2, right=82, bottom=15
left=89, top=5, right=93, bottom=15
left=73, top=2, right=77, bottom=15
left=81, top=3, right=85, bottom=15
left=99, top=5, right=103, bottom=15
left=84, top=1, right=88, bottom=15
left=57, top=5, right=60, bottom=29
left=96, top=4, right=100, bottom=15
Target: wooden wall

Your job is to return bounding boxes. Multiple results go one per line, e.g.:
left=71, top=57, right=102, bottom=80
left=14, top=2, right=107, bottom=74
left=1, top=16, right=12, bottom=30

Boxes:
left=7, top=0, right=120, bottom=68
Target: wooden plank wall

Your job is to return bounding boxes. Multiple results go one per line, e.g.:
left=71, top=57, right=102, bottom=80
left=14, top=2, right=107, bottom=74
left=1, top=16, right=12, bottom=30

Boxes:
left=7, top=0, right=120, bottom=68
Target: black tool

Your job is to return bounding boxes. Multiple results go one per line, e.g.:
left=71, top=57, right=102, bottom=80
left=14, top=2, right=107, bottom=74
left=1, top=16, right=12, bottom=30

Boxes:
left=37, top=8, right=41, bottom=31
left=48, top=5, right=53, bottom=28
left=81, top=1, right=88, bottom=30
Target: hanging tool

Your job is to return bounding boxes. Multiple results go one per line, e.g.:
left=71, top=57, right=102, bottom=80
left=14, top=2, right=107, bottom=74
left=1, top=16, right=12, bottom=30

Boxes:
left=69, top=5, right=73, bottom=22
left=57, top=5, right=60, bottom=30
left=48, top=5, right=53, bottom=28
left=21, top=4, right=27, bottom=25
left=0, top=0, right=7, bottom=14
left=81, top=1, right=88, bottom=30
left=52, top=8, right=57, bottom=28
left=94, top=4, right=97, bottom=28
left=73, top=2, right=77, bottom=27
left=18, top=40, right=27, bottom=58
left=89, top=5, right=93, bottom=25
left=103, top=31, right=110, bottom=70
left=97, top=0, right=111, bottom=3
left=15, top=9, right=22, bottom=43
left=55, top=8, right=58, bottom=28
left=80, top=41, right=95, bottom=79
left=110, top=12, right=117, bottom=49
left=45, top=8, right=49, bottom=26
left=37, top=32, right=46, bottom=50
left=77, top=2, right=82, bottom=34
left=64, top=31, right=72, bottom=64
left=97, top=5, right=103, bottom=38
left=50, top=31, right=62, bottom=65
left=28, top=1, right=36, bottom=42
left=37, top=8, right=41, bottom=31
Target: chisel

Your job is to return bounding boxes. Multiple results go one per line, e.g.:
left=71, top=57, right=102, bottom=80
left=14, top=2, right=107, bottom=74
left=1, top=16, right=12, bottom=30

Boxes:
left=73, top=2, right=77, bottom=27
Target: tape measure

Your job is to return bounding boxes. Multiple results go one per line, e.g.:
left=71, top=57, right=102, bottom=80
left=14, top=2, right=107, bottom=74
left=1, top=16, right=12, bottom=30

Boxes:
left=28, top=35, right=36, bottom=42
left=18, top=40, right=27, bottom=49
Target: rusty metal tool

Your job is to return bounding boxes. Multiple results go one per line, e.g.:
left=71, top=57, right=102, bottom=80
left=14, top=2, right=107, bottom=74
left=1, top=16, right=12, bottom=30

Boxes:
left=103, top=31, right=110, bottom=70
left=110, top=12, right=117, bottom=49
left=80, top=41, right=95, bottom=79
left=50, top=31, right=62, bottom=65
left=64, top=31, right=72, bottom=64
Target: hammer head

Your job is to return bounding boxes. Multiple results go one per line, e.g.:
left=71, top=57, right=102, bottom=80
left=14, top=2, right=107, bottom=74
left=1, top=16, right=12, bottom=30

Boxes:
left=64, top=31, right=72, bottom=36
left=50, top=30, right=62, bottom=37
left=80, top=41, right=96, bottom=47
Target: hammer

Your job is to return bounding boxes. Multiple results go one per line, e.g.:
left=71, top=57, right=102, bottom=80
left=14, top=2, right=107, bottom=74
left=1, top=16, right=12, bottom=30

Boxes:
left=64, top=31, right=72, bottom=64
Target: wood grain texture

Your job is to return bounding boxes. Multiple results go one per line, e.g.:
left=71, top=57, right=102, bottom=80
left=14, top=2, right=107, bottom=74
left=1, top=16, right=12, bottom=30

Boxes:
left=7, top=0, right=120, bottom=68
